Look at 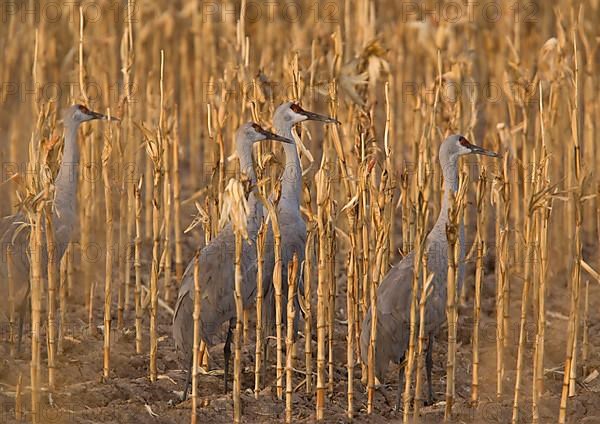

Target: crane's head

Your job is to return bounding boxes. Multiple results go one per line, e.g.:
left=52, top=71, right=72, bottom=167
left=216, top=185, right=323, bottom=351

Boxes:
left=237, top=122, right=294, bottom=144
left=440, top=134, right=499, bottom=162
left=64, top=104, right=120, bottom=124
left=274, top=101, right=340, bottom=127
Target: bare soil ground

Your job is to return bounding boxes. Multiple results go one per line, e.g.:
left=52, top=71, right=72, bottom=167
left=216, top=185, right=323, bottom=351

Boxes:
left=2, top=240, right=600, bottom=424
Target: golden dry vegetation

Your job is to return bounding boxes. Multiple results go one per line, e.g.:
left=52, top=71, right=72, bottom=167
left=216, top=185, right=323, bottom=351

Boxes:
left=1, top=0, right=600, bottom=423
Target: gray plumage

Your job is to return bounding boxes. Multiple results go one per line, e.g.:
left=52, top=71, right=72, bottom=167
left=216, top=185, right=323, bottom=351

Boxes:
left=0, top=104, right=116, bottom=350
left=359, top=134, right=498, bottom=406
left=171, top=122, right=292, bottom=397
left=261, top=102, right=339, bottom=339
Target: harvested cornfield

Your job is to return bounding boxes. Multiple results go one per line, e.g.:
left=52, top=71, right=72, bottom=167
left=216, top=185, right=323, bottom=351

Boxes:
left=1, top=1, right=600, bottom=423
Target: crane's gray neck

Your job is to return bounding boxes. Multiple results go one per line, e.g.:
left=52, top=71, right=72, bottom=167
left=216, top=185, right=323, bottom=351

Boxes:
left=272, top=114, right=301, bottom=209
left=428, top=154, right=466, bottom=291
left=236, top=136, right=257, bottom=185
left=236, top=134, right=262, bottom=233
left=432, top=155, right=460, bottom=233
left=54, top=123, right=81, bottom=211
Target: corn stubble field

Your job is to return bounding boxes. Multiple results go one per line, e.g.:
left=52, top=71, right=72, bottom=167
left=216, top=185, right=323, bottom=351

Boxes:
left=1, top=0, right=600, bottom=423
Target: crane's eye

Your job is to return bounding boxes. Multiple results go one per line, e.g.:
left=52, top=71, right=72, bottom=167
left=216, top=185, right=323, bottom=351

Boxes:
left=459, top=136, right=470, bottom=147
left=78, top=105, right=90, bottom=114
left=290, top=103, right=303, bottom=113
left=251, top=123, right=262, bottom=132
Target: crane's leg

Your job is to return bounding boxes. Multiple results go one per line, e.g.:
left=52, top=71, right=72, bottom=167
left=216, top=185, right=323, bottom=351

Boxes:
left=394, top=355, right=405, bottom=411
left=223, top=318, right=234, bottom=393
left=181, top=354, right=193, bottom=401
left=425, top=336, right=434, bottom=405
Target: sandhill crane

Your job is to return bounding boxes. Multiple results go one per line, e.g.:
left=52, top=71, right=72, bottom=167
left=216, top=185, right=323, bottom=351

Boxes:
left=0, top=104, right=118, bottom=352
left=172, top=122, right=293, bottom=400
left=359, top=134, right=498, bottom=407
left=261, top=102, right=339, bottom=343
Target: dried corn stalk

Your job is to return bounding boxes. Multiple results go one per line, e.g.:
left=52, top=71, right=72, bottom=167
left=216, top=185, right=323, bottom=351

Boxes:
left=134, top=178, right=143, bottom=354
left=254, top=222, right=267, bottom=397
left=315, top=167, right=331, bottom=420
left=191, top=252, right=201, bottom=424
left=221, top=178, right=249, bottom=424
left=102, top=121, right=114, bottom=380
left=471, top=169, right=487, bottom=404
left=285, top=255, right=299, bottom=423
left=445, top=173, right=468, bottom=420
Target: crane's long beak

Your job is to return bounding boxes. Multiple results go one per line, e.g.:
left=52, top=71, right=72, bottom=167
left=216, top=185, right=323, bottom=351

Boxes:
left=259, top=128, right=294, bottom=144
left=469, top=143, right=499, bottom=157
left=299, top=108, right=340, bottom=125
left=90, top=110, right=121, bottom=122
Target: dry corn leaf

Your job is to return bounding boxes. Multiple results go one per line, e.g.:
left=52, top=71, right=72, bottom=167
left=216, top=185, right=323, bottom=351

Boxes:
left=197, top=366, right=224, bottom=376
left=144, top=404, right=159, bottom=418
left=292, top=127, right=314, bottom=173
left=584, top=370, right=599, bottom=384
left=340, top=193, right=359, bottom=214
left=547, top=311, right=568, bottom=321
left=157, top=375, right=177, bottom=385
left=184, top=201, right=210, bottom=234
left=219, top=178, right=249, bottom=238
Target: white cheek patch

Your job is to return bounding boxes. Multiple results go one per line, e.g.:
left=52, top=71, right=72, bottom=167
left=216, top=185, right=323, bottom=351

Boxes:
left=290, top=112, right=305, bottom=122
